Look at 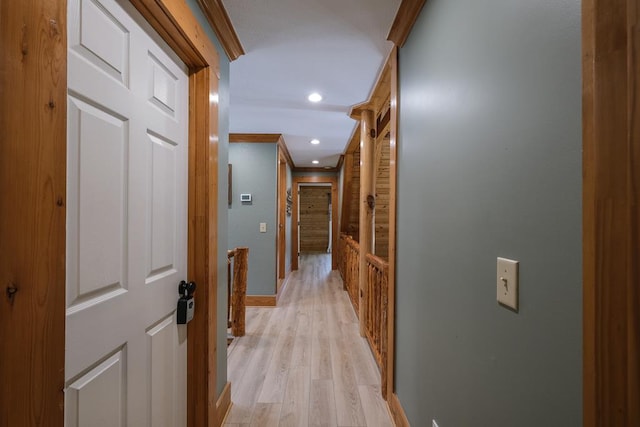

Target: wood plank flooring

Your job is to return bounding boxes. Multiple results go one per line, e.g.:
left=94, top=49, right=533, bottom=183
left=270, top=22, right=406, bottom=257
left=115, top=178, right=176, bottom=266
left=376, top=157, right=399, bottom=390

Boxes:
left=224, top=254, right=393, bottom=427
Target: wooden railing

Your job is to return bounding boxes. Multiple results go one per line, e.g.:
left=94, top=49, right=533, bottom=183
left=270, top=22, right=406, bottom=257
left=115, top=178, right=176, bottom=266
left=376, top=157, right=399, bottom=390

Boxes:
left=364, top=253, right=389, bottom=397
left=338, top=234, right=389, bottom=398
left=339, top=233, right=360, bottom=314
left=227, top=247, right=248, bottom=337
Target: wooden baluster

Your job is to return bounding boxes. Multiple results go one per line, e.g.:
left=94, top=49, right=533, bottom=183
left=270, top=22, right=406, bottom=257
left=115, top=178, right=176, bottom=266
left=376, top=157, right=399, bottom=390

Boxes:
left=381, top=265, right=388, bottom=398
left=231, top=247, right=249, bottom=337
left=227, top=250, right=235, bottom=329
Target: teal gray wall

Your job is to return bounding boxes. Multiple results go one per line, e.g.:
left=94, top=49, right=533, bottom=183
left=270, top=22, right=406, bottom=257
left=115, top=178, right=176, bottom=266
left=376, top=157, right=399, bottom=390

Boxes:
left=185, top=0, right=230, bottom=396
left=228, top=143, right=278, bottom=295
left=395, top=0, right=582, bottom=425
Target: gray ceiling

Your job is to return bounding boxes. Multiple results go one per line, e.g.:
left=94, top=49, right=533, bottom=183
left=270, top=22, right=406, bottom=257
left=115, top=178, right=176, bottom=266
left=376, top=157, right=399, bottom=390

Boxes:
left=223, top=0, right=401, bottom=168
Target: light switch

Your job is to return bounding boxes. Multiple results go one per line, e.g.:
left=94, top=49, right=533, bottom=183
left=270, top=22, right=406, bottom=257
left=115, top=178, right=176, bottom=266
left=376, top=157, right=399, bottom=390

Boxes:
left=259, top=222, right=267, bottom=233
left=497, top=257, right=519, bottom=311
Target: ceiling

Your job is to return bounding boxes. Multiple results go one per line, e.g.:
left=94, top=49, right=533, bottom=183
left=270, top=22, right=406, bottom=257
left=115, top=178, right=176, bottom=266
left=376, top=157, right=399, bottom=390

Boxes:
left=222, top=0, right=401, bottom=169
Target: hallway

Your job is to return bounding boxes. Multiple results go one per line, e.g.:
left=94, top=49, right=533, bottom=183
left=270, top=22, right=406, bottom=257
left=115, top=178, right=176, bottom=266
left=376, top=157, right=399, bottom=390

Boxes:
left=224, top=254, right=393, bottom=426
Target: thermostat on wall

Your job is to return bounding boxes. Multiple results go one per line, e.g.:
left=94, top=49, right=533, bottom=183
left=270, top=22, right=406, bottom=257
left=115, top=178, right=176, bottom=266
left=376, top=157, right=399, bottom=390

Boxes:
left=240, top=193, right=252, bottom=202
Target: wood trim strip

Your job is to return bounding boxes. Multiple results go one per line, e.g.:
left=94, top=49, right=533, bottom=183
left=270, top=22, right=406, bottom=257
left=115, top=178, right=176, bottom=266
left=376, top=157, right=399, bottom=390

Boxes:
left=277, top=135, right=296, bottom=169
left=229, top=133, right=281, bottom=143
left=186, top=64, right=219, bottom=427
left=132, top=0, right=218, bottom=69
left=345, top=125, right=361, bottom=154
left=215, top=382, right=232, bottom=427
left=387, top=0, right=427, bottom=48
left=583, top=0, right=640, bottom=425
left=386, top=46, right=398, bottom=402
left=292, top=176, right=339, bottom=271
left=194, top=0, right=244, bottom=61
left=387, top=393, right=410, bottom=427
left=293, top=167, right=339, bottom=173
left=336, top=155, right=345, bottom=171
left=278, top=157, right=287, bottom=281
left=0, top=1, right=67, bottom=424
left=246, top=295, right=277, bottom=307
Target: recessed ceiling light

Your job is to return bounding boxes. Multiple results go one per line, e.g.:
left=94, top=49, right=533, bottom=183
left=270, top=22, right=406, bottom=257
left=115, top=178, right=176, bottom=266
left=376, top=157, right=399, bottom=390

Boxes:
left=310, top=139, right=320, bottom=145
left=308, top=92, right=322, bottom=103
left=323, top=166, right=332, bottom=169
left=312, top=160, right=319, bottom=165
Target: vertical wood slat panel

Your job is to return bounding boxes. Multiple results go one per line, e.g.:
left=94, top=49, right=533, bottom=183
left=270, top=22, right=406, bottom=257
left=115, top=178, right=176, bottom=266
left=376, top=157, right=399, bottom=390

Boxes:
left=291, top=176, right=338, bottom=271
left=348, top=150, right=361, bottom=239
left=0, top=0, right=67, bottom=424
left=626, top=2, right=640, bottom=422
left=374, top=136, right=391, bottom=259
left=583, top=0, right=640, bottom=424
left=299, top=186, right=331, bottom=252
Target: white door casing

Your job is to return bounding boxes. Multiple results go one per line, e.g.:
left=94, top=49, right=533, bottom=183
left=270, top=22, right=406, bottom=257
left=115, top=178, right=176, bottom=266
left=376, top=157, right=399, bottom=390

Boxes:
left=65, top=0, right=188, bottom=425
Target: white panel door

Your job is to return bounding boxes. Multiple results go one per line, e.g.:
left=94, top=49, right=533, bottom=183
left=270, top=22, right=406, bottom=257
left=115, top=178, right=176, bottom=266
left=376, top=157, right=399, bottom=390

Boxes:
left=65, top=0, right=188, bottom=425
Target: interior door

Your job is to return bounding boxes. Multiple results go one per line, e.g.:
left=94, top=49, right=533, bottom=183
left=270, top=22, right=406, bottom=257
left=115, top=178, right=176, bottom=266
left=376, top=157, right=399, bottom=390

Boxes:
left=65, top=0, right=189, bottom=425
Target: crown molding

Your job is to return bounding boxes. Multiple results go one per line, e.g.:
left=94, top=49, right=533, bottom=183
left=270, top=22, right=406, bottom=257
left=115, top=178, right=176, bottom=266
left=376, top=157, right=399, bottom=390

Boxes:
left=387, top=0, right=427, bottom=47
left=195, top=0, right=245, bottom=61
left=229, top=133, right=281, bottom=143
left=293, top=167, right=339, bottom=174
left=229, top=133, right=295, bottom=168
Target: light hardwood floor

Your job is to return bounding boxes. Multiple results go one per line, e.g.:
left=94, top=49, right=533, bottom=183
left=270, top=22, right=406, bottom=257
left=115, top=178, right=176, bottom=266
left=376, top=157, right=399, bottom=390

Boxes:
left=224, top=253, right=393, bottom=427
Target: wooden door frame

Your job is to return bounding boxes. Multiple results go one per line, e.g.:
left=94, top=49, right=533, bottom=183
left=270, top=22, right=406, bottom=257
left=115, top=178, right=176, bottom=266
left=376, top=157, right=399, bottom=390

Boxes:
left=0, top=1, right=226, bottom=425
left=582, top=0, right=639, bottom=425
left=291, top=176, right=339, bottom=271
left=277, top=154, right=287, bottom=285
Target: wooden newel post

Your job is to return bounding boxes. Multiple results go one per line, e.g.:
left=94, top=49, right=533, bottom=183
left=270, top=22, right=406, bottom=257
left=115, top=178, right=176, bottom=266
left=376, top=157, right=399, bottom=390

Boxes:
left=231, top=247, right=249, bottom=336
left=359, top=109, right=375, bottom=337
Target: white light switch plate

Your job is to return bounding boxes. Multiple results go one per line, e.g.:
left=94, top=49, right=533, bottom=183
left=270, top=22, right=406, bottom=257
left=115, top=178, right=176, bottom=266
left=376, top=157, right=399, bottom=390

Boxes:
left=497, top=257, right=519, bottom=311
left=259, top=222, right=267, bottom=233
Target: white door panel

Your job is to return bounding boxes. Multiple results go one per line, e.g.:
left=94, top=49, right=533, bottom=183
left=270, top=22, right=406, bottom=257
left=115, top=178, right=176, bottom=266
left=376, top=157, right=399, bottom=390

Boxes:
left=66, top=0, right=188, bottom=425
left=65, top=349, right=126, bottom=427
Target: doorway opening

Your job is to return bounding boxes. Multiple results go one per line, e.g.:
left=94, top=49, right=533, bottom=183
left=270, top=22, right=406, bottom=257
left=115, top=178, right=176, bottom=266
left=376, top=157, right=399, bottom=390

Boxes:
left=291, top=175, right=338, bottom=271
left=298, top=184, right=332, bottom=255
